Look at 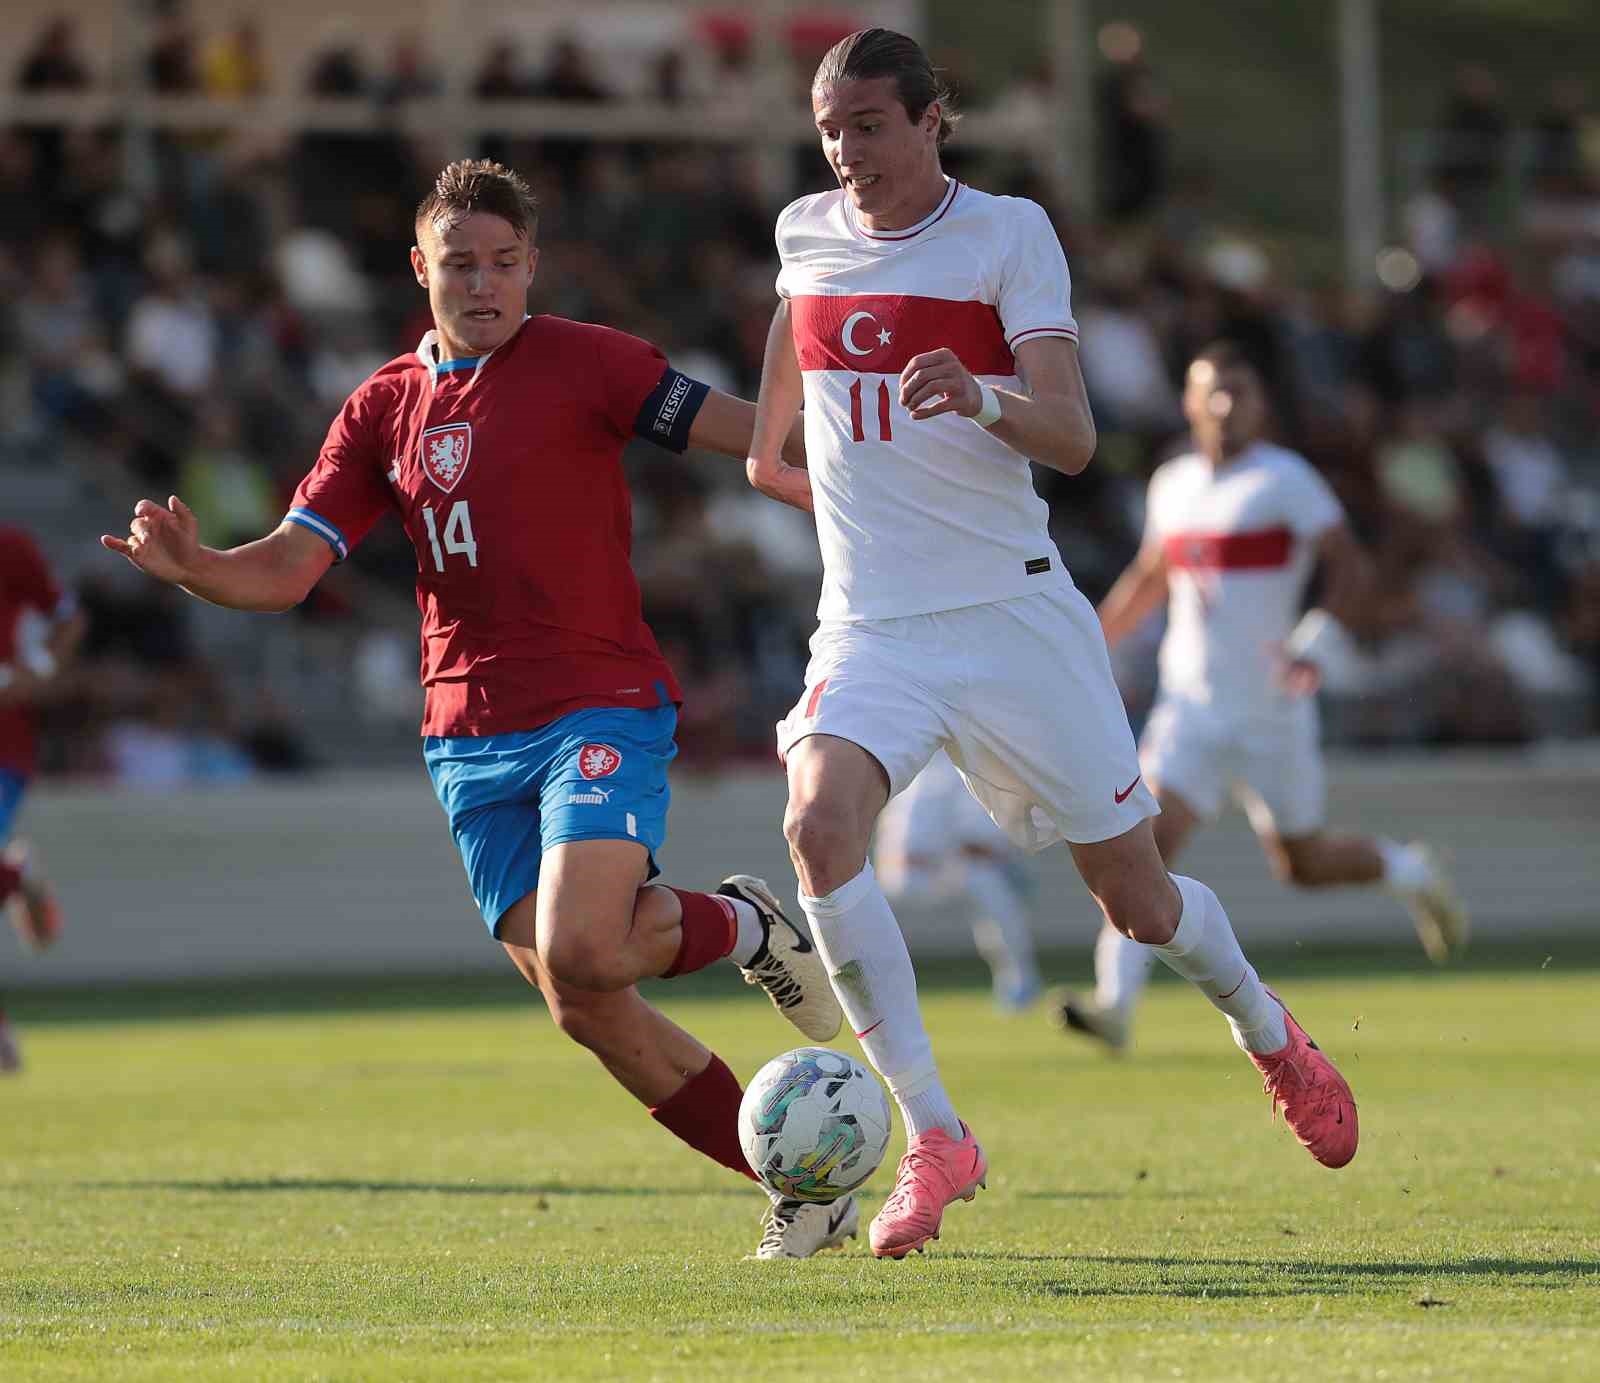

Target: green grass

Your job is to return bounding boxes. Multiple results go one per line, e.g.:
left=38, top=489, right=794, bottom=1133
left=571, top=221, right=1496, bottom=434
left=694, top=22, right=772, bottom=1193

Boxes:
left=3, top=946, right=1599, bottom=1381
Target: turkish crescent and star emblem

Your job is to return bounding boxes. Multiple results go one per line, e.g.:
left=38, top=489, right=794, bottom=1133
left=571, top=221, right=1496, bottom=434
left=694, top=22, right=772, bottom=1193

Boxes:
left=578, top=743, right=623, bottom=780
left=420, top=421, right=472, bottom=494
left=841, top=310, right=893, bottom=357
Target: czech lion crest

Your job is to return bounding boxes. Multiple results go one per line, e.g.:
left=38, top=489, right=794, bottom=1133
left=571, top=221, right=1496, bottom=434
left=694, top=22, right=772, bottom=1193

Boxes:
left=578, top=743, right=623, bottom=780
left=420, top=422, right=472, bottom=493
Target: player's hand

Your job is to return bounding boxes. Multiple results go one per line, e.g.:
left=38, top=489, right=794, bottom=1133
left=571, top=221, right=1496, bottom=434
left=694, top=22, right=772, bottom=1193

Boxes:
left=0, top=662, right=45, bottom=710
left=1274, top=649, right=1322, bottom=698
left=100, top=495, right=202, bottom=586
left=900, top=348, right=982, bottom=421
left=746, top=456, right=814, bottom=514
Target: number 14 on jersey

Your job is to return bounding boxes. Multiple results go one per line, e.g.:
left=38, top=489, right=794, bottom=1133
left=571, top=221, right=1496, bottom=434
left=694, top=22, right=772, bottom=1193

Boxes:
left=421, top=500, right=479, bottom=571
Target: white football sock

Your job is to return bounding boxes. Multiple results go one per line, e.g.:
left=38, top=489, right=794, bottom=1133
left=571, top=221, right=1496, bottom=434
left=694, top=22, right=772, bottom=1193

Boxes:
left=1094, top=920, right=1157, bottom=1014
left=1377, top=838, right=1433, bottom=894
left=799, top=862, right=962, bottom=1140
left=726, top=897, right=766, bottom=967
left=1153, top=874, right=1288, bottom=1055
left=963, top=858, right=1041, bottom=992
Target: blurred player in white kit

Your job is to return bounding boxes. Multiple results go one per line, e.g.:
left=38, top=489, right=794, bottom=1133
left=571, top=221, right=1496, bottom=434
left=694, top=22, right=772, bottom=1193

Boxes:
left=875, top=750, right=1044, bottom=1012
left=1056, top=342, right=1468, bottom=1053
left=745, top=27, right=1360, bottom=1261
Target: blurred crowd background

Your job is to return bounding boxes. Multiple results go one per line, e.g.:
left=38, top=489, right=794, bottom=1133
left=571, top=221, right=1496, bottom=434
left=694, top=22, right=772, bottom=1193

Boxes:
left=3, top=0, right=1599, bottom=785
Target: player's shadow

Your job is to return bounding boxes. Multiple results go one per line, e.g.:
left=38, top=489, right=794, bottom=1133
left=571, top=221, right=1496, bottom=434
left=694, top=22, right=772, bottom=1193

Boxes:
left=955, top=1252, right=1594, bottom=1298
left=72, top=1177, right=754, bottom=1199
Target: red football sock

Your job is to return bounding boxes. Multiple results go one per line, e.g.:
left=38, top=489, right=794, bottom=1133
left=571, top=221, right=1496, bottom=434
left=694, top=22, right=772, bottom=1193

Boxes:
left=662, top=888, right=737, bottom=978
left=0, top=859, right=19, bottom=906
left=649, top=1053, right=757, bottom=1181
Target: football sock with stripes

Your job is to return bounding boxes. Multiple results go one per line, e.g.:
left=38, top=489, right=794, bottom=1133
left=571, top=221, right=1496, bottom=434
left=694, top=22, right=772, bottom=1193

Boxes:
left=1153, top=874, right=1288, bottom=1055
left=662, top=889, right=759, bottom=977
left=799, top=862, right=962, bottom=1140
left=648, top=1053, right=757, bottom=1181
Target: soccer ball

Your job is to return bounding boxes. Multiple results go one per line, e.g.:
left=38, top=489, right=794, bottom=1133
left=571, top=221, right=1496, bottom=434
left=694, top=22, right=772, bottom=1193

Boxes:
left=738, top=1046, right=893, bottom=1203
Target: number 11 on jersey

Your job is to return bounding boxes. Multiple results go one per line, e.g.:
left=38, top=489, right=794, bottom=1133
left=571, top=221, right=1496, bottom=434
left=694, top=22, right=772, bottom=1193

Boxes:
left=849, top=377, right=893, bottom=443
left=421, top=500, right=479, bottom=571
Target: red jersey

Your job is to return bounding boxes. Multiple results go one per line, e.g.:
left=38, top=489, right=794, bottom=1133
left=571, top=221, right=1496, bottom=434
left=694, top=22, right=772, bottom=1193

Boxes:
left=0, top=527, right=65, bottom=777
left=288, top=316, right=685, bottom=738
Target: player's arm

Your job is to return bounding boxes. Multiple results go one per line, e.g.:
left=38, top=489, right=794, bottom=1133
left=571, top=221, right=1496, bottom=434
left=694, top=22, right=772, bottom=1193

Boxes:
left=0, top=607, right=87, bottom=710
left=1311, top=523, right=1375, bottom=629
left=101, top=497, right=334, bottom=613
left=1098, top=539, right=1170, bottom=650
left=685, top=387, right=811, bottom=511
left=744, top=300, right=813, bottom=513
left=898, top=336, right=1097, bottom=475
left=1279, top=524, right=1376, bottom=696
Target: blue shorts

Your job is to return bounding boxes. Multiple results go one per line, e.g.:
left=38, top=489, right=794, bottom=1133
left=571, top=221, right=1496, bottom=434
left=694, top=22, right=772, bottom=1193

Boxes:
left=424, top=706, right=677, bottom=935
left=0, top=768, right=25, bottom=847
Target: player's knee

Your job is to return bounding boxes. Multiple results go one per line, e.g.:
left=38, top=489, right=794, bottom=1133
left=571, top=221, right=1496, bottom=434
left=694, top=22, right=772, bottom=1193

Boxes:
left=1267, top=840, right=1317, bottom=888
left=1098, top=876, right=1180, bottom=946
left=783, top=797, right=868, bottom=878
left=540, top=932, right=633, bottom=995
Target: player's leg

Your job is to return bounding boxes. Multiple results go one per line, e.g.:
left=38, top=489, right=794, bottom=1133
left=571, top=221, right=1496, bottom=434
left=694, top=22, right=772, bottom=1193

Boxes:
left=959, top=843, right=1042, bottom=1011
left=955, top=587, right=1355, bottom=1167
left=877, top=757, right=1039, bottom=1011
left=1056, top=784, right=1202, bottom=1050
left=1071, top=821, right=1357, bottom=1167
left=428, top=711, right=839, bottom=1037
left=1, top=772, right=61, bottom=952
left=502, top=909, right=858, bottom=1258
left=786, top=734, right=984, bottom=1258
left=779, top=631, right=987, bottom=1258
left=1238, top=708, right=1467, bottom=962
left=500, top=936, right=748, bottom=1162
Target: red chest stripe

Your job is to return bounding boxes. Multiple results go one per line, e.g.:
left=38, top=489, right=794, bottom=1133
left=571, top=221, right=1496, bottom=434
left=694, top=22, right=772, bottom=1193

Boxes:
left=1164, top=525, right=1293, bottom=571
left=790, top=295, right=1014, bottom=376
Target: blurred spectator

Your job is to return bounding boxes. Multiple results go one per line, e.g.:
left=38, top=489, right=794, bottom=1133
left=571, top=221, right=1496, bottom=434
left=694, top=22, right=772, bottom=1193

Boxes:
left=1096, top=25, right=1171, bottom=223
left=125, top=234, right=217, bottom=401
left=376, top=32, right=441, bottom=107
left=475, top=38, right=534, bottom=101
left=146, top=1, right=199, bottom=95
left=534, top=36, right=611, bottom=103
left=17, top=17, right=91, bottom=92
left=14, top=235, right=121, bottom=431
left=1433, top=64, right=1509, bottom=218
left=306, top=32, right=366, bottom=99
left=201, top=20, right=267, bottom=100
left=1529, top=77, right=1590, bottom=182
left=177, top=401, right=277, bottom=549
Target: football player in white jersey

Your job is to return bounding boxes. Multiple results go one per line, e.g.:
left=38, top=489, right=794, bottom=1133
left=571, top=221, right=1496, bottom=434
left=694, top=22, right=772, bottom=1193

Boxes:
left=875, top=750, right=1044, bottom=1013
left=745, top=28, right=1358, bottom=1260
left=1056, top=342, right=1468, bottom=1052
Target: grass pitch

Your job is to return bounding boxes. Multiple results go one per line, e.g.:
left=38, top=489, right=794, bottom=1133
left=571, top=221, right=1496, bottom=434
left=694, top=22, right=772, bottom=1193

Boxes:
left=3, top=942, right=1598, bottom=1381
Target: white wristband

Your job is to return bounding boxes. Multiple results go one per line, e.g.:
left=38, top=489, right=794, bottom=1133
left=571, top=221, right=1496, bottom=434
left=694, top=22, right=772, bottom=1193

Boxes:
left=972, top=382, right=1003, bottom=429
left=1283, top=609, right=1342, bottom=665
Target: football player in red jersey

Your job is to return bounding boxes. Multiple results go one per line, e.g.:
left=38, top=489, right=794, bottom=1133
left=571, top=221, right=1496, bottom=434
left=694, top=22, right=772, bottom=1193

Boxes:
left=1, top=525, right=86, bottom=1072
left=103, top=159, right=856, bottom=1257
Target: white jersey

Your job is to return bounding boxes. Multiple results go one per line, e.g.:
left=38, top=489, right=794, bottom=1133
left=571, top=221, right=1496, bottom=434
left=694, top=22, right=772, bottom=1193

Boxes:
left=776, top=179, right=1079, bottom=621
left=1145, top=442, right=1343, bottom=717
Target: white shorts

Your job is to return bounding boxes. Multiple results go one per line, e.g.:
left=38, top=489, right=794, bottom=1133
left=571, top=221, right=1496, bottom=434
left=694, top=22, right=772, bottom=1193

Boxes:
left=777, top=583, right=1158, bottom=850
left=1139, top=694, right=1326, bottom=838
